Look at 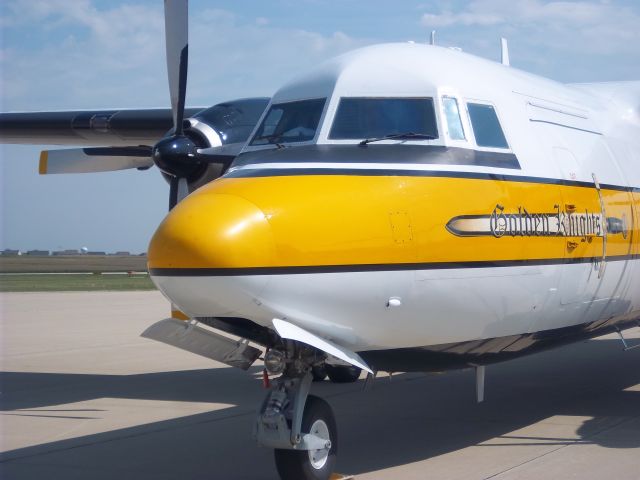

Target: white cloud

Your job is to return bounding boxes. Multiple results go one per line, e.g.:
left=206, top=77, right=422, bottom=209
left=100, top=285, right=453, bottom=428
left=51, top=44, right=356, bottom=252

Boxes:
left=0, top=1, right=365, bottom=111
left=186, top=9, right=364, bottom=105
left=420, top=0, right=640, bottom=56
left=0, top=1, right=165, bottom=109
left=421, top=11, right=503, bottom=27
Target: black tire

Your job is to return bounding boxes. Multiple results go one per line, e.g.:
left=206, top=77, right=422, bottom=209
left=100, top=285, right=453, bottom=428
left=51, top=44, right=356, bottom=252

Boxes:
left=274, top=395, right=337, bottom=480
left=311, top=364, right=327, bottom=382
left=326, top=364, right=361, bottom=383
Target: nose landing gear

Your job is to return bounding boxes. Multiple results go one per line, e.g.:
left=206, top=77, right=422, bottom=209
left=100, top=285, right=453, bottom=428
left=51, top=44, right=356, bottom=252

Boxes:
left=254, top=346, right=339, bottom=480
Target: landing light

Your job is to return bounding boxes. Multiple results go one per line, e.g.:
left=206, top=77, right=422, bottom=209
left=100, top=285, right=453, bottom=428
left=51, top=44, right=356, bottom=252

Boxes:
left=264, top=349, right=286, bottom=375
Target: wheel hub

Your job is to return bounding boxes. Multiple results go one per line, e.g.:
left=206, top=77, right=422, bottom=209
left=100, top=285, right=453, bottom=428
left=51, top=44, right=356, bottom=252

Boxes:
left=307, top=419, right=330, bottom=469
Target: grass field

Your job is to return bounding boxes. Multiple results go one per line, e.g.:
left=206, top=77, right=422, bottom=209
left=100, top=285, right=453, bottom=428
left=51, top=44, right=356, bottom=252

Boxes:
left=0, top=273, right=156, bottom=292
left=0, top=255, right=148, bottom=274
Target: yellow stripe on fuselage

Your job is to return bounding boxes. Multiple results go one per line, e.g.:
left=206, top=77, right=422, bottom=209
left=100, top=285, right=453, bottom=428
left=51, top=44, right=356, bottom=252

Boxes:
left=147, top=174, right=639, bottom=270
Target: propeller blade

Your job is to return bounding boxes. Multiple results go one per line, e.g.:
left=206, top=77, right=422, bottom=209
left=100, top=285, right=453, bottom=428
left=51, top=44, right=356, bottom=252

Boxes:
left=39, top=147, right=153, bottom=174
left=163, top=0, right=189, bottom=136
left=168, top=176, right=189, bottom=210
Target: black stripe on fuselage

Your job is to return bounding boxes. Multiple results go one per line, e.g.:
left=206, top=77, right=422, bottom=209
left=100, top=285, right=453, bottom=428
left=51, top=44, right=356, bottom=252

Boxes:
left=149, top=254, right=640, bottom=277
left=226, top=166, right=640, bottom=193
left=232, top=144, right=521, bottom=169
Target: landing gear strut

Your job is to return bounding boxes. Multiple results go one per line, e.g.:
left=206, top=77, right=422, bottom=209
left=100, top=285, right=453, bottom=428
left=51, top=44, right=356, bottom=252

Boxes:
left=254, top=344, right=338, bottom=480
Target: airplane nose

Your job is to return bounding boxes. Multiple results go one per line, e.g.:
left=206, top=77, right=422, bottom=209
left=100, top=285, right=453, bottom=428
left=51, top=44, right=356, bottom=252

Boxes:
left=147, top=189, right=276, bottom=317
left=148, top=191, right=276, bottom=271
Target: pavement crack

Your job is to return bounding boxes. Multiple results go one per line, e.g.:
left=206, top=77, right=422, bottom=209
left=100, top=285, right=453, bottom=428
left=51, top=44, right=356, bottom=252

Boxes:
left=482, top=413, right=640, bottom=479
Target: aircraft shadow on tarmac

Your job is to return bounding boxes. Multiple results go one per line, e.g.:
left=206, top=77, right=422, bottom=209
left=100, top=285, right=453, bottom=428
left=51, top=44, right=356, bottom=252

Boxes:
left=0, top=337, right=638, bottom=479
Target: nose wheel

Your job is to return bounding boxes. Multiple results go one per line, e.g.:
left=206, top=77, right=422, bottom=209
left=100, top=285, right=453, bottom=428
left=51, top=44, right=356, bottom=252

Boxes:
left=274, top=395, right=337, bottom=480
left=255, top=340, right=347, bottom=480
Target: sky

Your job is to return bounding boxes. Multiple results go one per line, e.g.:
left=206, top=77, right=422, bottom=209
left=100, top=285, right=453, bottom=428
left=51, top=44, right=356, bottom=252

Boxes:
left=1, top=0, right=639, bottom=253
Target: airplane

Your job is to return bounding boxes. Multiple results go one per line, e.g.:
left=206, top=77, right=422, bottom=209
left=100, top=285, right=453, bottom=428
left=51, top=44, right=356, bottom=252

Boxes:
left=1, top=1, right=639, bottom=479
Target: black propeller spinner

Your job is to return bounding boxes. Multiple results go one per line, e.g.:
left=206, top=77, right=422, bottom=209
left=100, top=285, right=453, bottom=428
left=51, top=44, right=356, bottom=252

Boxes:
left=152, top=134, right=205, bottom=181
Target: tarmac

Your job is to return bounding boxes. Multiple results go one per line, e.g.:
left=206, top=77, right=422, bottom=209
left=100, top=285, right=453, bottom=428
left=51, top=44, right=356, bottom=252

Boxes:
left=1, top=291, right=639, bottom=480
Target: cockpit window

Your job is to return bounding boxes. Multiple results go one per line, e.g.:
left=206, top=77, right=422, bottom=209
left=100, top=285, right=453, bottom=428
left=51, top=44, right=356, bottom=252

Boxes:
left=467, top=103, right=508, bottom=149
left=442, top=97, right=465, bottom=140
left=329, top=98, right=438, bottom=140
left=250, top=98, right=326, bottom=146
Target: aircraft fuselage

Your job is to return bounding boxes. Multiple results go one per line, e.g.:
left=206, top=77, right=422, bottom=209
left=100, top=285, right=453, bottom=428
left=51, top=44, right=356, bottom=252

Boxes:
left=148, top=44, right=640, bottom=373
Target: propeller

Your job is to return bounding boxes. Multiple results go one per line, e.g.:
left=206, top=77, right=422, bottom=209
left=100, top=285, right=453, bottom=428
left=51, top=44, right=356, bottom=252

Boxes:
left=152, top=0, right=233, bottom=210
left=37, top=0, right=245, bottom=210
left=152, top=0, right=194, bottom=210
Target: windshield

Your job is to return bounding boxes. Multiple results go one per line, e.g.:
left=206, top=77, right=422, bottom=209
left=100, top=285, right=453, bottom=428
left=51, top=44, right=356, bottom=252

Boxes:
left=250, top=98, right=326, bottom=146
left=329, top=98, right=438, bottom=140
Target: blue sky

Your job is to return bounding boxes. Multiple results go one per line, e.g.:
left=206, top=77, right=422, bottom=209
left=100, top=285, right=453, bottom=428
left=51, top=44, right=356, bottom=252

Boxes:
left=1, top=0, right=639, bottom=253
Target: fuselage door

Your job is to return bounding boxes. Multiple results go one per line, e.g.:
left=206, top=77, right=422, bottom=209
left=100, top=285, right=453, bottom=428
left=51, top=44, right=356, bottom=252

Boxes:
left=544, top=131, right=632, bottom=322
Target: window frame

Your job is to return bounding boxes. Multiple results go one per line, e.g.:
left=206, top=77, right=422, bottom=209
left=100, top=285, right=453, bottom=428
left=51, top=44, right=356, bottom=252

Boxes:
left=464, top=100, right=511, bottom=151
left=440, top=95, right=468, bottom=143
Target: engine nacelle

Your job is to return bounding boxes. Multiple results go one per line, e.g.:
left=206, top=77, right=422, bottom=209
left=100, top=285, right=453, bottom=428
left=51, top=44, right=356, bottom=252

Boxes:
left=162, top=97, right=269, bottom=190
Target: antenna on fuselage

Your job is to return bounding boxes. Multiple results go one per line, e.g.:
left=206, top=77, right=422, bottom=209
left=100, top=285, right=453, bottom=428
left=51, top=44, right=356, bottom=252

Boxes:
left=430, top=30, right=436, bottom=45
left=501, top=37, right=510, bottom=66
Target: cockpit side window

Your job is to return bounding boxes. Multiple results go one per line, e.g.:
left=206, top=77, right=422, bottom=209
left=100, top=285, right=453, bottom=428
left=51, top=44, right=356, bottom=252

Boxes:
left=328, top=98, right=439, bottom=140
left=250, top=98, right=326, bottom=146
left=442, top=97, right=465, bottom=141
left=467, top=103, right=509, bottom=149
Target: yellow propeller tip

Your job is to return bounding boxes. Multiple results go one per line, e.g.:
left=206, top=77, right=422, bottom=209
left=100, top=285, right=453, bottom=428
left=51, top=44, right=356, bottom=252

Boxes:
left=38, top=151, right=48, bottom=175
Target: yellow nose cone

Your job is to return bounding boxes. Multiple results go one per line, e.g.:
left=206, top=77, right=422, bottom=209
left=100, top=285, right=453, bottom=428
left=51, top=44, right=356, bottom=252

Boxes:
left=147, top=191, right=275, bottom=270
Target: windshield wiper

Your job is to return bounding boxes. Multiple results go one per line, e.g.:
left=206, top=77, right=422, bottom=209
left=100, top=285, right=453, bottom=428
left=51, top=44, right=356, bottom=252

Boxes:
left=359, top=132, right=436, bottom=146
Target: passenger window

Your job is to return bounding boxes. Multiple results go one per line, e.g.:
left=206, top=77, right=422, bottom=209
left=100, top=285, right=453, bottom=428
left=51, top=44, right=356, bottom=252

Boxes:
left=467, top=103, right=508, bottom=148
left=442, top=97, right=465, bottom=140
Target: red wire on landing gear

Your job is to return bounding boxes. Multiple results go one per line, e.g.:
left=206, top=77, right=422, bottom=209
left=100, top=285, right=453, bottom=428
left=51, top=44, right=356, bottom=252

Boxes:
left=262, top=369, right=270, bottom=389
